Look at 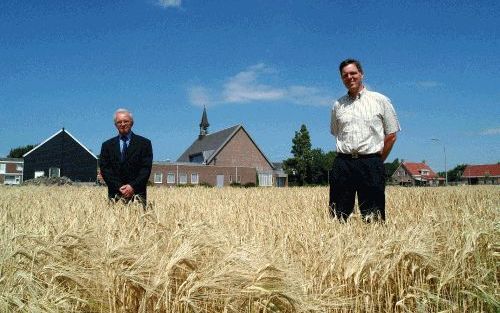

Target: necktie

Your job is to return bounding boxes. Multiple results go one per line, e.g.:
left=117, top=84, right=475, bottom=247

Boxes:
left=120, top=136, right=128, bottom=161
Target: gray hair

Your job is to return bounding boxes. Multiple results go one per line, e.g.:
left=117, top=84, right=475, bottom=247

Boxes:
left=113, top=108, right=134, bottom=123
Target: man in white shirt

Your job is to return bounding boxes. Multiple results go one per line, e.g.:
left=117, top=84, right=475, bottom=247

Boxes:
left=330, top=59, right=400, bottom=222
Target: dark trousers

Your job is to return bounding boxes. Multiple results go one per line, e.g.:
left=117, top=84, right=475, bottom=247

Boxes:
left=329, top=155, right=386, bottom=221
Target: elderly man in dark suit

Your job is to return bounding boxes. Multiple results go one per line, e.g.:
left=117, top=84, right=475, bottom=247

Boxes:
left=99, top=108, right=153, bottom=205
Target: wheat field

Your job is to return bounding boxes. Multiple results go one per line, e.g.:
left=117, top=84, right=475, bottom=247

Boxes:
left=0, top=185, right=498, bottom=312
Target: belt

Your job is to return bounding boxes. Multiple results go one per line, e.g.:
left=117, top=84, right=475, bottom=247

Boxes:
left=337, top=152, right=380, bottom=159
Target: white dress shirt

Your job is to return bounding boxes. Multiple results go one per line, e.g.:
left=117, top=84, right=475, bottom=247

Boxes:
left=331, top=88, right=400, bottom=154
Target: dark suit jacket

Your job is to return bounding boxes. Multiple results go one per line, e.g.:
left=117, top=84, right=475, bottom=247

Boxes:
left=99, top=132, right=153, bottom=201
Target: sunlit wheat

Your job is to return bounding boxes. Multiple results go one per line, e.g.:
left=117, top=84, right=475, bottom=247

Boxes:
left=1, top=185, right=498, bottom=312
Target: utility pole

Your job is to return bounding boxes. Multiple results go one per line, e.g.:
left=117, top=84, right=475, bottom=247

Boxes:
left=431, top=138, right=447, bottom=186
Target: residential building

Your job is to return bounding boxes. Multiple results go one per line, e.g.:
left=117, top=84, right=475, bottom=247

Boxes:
left=461, top=164, right=500, bottom=185
left=391, top=161, right=443, bottom=186
left=0, top=158, right=24, bottom=185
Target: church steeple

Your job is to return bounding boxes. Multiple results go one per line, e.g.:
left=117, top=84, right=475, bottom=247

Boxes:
left=199, top=106, right=209, bottom=139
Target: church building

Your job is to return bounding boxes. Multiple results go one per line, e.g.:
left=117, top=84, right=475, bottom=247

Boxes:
left=149, top=108, right=287, bottom=187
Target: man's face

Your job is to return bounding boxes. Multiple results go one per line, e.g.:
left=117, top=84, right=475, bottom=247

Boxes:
left=114, top=112, right=133, bottom=136
left=341, top=63, right=364, bottom=94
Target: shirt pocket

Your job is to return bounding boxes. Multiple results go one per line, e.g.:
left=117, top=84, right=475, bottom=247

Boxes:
left=336, top=109, right=352, bottom=128
left=362, top=112, right=383, bottom=133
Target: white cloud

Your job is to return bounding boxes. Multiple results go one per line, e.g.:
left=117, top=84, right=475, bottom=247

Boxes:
left=157, top=0, right=181, bottom=9
left=188, top=63, right=332, bottom=107
left=480, top=127, right=500, bottom=136
left=223, top=63, right=285, bottom=103
left=188, top=86, right=212, bottom=107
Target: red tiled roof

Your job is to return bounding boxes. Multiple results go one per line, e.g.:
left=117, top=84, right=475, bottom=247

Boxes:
left=402, top=162, right=438, bottom=179
left=462, top=164, right=500, bottom=177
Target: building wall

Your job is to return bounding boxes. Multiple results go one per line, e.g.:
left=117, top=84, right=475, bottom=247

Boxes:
left=150, top=164, right=257, bottom=187
left=461, top=176, right=500, bottom=185
left=209, top=128, right=273, bottom=171
left=0, top=160, right=24, bottom=184
left=24, top=132, right=97, bottom=182
left=391, top=167, right=412, bottom=185
left=391, top=165, right=442, bottom=187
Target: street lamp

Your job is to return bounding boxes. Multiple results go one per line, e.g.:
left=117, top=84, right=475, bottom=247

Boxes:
left=431, top=138, right=447, bottom=186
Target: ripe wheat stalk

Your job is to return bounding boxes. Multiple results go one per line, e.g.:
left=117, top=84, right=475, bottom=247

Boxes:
left=0, top=185, right=498, bottom=312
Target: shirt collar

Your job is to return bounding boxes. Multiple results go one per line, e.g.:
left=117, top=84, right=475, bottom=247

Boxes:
left=347, top=87, right=366, bottom=100
left=119, top=132, right=132, bottom=141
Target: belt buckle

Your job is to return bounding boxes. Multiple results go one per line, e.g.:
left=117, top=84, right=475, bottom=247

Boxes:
left=352, top=151, right=359, bottom=159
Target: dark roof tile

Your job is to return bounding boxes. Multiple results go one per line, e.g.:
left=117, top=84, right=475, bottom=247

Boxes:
left=177, top=125, right=240, bottom=163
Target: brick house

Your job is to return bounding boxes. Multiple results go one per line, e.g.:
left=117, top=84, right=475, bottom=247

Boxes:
left=0, top=158, right=24, bottom=185
left=461, top=164, right=500, bottom=185
left=150, top=108, right=287, bottom=187
left=391, top=161, right=443, bottom=186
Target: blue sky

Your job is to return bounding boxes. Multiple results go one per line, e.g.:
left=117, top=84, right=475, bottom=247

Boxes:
left=1, top=0, right=499, bottom=171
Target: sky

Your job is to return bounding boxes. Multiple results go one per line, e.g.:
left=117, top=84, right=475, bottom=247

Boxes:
left=1, top=0, right=499, bottom=172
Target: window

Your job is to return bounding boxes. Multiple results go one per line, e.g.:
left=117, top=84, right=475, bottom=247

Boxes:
left=189, top=153, right=204, bottom=163
left=35, top=171, right=45, bottom=178
left=16, top=164, right=23, bottom=171
left=49, top=167, right=60, bottom=178
left=0, top=164, right=5, bottom=174
left=230, top=175, right=241, bottom=183
left=191, top=173, right=199, bottom=184
left=4, top=175, right=20, bottom=185
left=179, top=173, right=187, bottom=184
left=258, top=173, right=273, bottom=187
left=154, top=173, right=163, bottom=184
left=167, top=172, right=175, bottom=184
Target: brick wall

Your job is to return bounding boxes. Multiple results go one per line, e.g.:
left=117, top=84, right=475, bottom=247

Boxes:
left=5, top=162, right=22, bottom=174
left=209, top=128, right=273, bottom=171
left=391, top=166, right=414, bottom=185
left=0, top=160, right=23, bottom=184
left=150, top=163, right=257, bottom=187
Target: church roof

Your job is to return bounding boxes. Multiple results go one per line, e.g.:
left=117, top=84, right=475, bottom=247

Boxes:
left=177, top=124, right=274, bottom=169
left=199, top=106, right=209, bottom=129
left=177, top=125, right=241, bottom=163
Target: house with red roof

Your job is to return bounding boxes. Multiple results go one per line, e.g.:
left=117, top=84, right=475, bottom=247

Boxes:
left=391, top=161, right=443, bottom=186
left=461, top=164, right=500, bottom=185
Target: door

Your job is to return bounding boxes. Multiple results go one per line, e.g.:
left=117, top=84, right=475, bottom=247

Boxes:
left=216, top=175, right=224, bottom=187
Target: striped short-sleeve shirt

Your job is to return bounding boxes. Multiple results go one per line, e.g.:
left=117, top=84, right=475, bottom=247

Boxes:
left=331, top=88, right=400, bottom=155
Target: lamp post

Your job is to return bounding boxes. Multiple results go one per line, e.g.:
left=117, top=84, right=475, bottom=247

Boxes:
left=431, top=138, right=447, bottom=186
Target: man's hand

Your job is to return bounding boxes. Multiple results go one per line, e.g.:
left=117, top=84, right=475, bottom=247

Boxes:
left=380, top=133, right=397, bottom=162
left=119, top=184, right=135, bottom=198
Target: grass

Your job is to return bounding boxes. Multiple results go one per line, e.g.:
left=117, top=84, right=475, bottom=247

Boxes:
left=0, top=185, right=498, bottom=312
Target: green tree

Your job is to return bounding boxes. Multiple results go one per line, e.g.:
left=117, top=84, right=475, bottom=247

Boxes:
left=439, top=164, right=467, bottom=182
left=284, top=124, right=312, bottom=186
left=283, top=125, right=336, bottom=186
left=7, top=144, right=36, bottom=158
left=309, top=149, right=336, bottom=185
left=384, top=158, right=401, bottom=182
